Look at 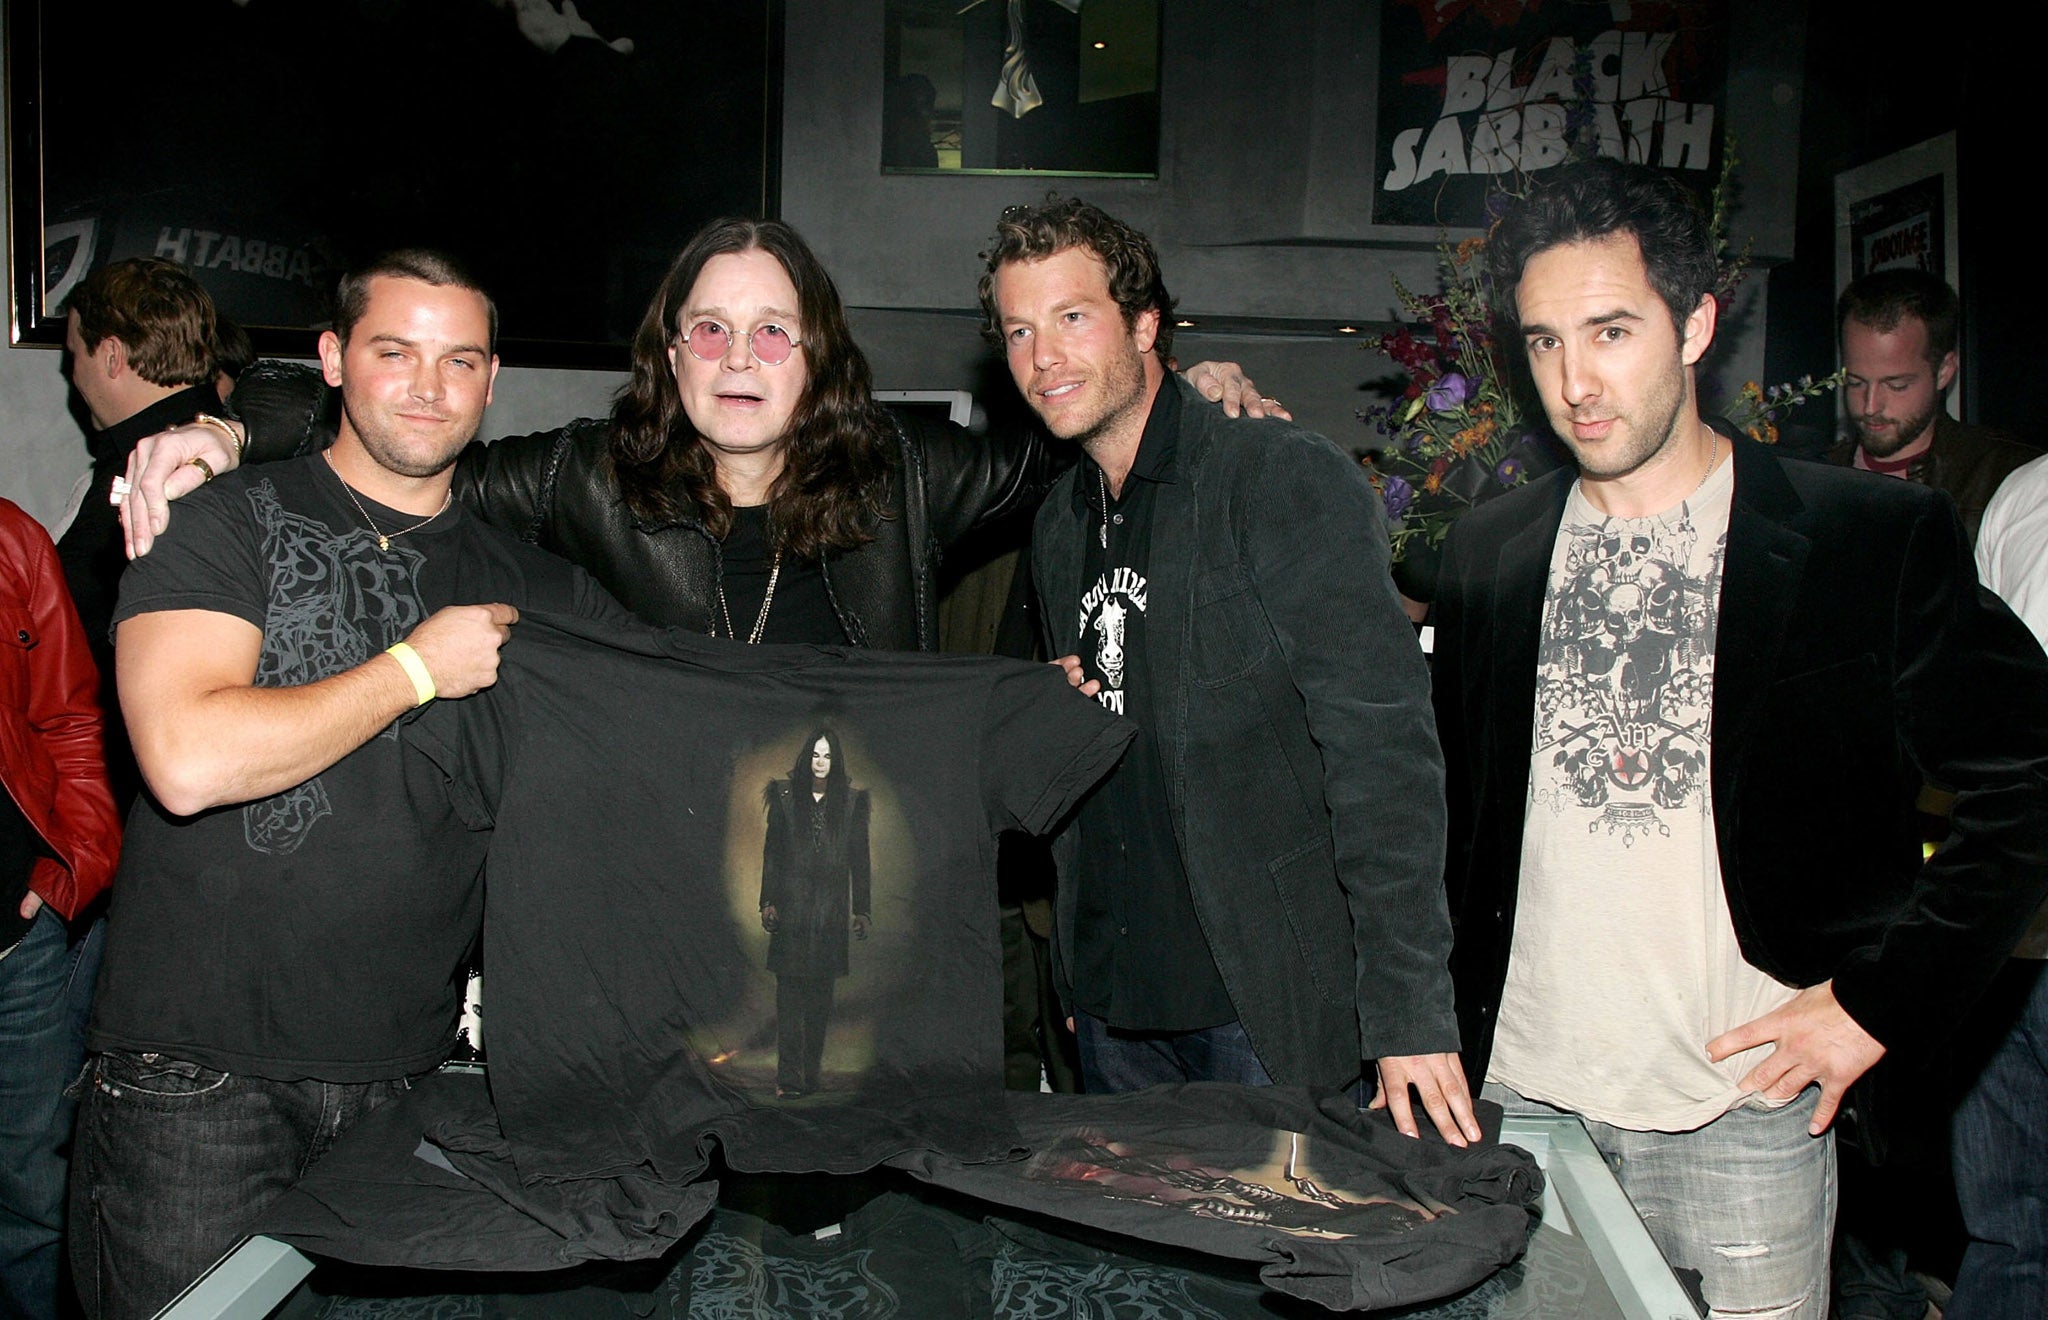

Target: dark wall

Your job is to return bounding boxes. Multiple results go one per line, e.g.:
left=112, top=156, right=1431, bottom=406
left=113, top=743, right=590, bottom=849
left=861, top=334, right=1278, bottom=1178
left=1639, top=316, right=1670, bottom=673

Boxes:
left=1767, top=3, right=2034, bottom=443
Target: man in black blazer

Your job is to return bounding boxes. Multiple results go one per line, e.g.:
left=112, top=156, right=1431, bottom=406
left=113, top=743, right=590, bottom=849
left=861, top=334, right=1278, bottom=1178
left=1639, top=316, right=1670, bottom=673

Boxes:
left=1431, top=159, right=2048, bottom=1319
left=982, top=197, right=1476, bottom=1148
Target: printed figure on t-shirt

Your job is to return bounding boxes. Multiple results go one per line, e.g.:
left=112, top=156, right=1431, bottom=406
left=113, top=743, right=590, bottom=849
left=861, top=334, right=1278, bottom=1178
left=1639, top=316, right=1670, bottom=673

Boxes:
left=1533, top=507, right=1721, bottom=840
left=760, top=729, right=873, bottom=1098
left=1027, top=1128, right=1432, bottom=1239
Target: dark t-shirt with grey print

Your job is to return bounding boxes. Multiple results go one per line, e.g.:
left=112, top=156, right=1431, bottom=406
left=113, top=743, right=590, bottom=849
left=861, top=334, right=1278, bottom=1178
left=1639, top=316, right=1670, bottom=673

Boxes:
left=90, top=454, right=624, bottom=1082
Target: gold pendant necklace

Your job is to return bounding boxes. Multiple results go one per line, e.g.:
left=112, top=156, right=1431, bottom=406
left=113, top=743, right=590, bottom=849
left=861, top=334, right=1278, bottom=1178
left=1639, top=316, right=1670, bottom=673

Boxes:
left=325, top=452, right=450, bottom=551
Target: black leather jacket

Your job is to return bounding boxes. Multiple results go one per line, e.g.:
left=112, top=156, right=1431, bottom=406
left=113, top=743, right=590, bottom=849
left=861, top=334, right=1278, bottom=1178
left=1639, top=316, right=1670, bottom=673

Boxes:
left=231, top=362, right=1063, bottom=648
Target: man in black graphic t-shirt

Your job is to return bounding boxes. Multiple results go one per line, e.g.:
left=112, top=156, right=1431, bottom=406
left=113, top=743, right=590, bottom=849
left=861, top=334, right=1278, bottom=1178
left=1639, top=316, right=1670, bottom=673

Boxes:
left=69, top=252, right=624, bottom=1320
left=979, top=200, right=1476, bottom=1148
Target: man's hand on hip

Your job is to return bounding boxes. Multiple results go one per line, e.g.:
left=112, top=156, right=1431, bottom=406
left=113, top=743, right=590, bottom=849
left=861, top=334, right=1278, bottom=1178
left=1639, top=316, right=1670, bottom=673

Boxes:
left=1371, top=1051, right=1481, bottom=1146
left=1707, top=980, right=1886, bottom=1136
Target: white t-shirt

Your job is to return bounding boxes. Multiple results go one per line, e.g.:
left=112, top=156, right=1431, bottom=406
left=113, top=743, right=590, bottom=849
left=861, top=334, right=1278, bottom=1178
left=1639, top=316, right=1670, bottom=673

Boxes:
left=1487, top=456, right=1796, bottom=1132
left=1973, top=451, right=2048, bottom=959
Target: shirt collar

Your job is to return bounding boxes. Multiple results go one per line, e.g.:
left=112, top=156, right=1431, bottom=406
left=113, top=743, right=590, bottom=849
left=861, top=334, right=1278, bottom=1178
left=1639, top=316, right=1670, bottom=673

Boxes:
left=89, top=383, right=225, bottom=466
left=1076, top=377, right=1180, bottom=514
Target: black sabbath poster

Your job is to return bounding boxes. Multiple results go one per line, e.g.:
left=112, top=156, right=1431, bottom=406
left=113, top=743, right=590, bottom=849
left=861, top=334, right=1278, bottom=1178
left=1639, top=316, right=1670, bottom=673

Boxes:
left=1375, top=0, right=1728, bottom=227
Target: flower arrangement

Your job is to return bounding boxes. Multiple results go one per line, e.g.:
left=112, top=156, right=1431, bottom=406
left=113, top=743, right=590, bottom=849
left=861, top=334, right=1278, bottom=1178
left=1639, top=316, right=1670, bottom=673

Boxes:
left=1361, top=143, right=1843, bottom=575
left=1360, top=233, right=1547, bottom=567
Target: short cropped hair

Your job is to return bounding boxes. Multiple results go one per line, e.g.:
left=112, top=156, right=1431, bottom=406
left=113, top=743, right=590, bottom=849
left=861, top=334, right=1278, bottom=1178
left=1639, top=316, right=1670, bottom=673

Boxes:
left=978, top=196, right=1177, bottom=362
left=62, top=258, right=217, bottom=388
left=1486, top=158, right=1718, bottom=334
left=332, top=249, right=498, bottom=355
left=1836, top=269, right=1959, bottom=365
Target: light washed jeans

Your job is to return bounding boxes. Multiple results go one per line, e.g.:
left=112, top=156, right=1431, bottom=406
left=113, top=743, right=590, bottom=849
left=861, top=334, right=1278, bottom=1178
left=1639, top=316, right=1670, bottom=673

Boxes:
left=1487, top=1082, right=1836, bottom=1319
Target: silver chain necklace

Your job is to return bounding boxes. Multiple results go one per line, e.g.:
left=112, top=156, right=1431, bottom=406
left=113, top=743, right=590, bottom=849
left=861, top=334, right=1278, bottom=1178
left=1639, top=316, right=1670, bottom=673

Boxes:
left=714, top=547, right=782, bottom=644
left=1096, top=465, right=1110, bottom=549
left=324, top=452, right=450, bottom=551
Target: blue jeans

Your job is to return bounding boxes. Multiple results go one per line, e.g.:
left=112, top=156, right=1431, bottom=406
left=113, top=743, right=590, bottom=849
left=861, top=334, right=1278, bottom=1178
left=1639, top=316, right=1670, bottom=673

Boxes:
left=1950, top=958, right=2048, bottom=1320
left=1487, top=1083, right=1836, bottom=1320
left=67, top=1050, right=413, bottom=1320
left=1074, top=1012, right=1280, bottom=1092
left=0, top=909, right=102, bottom=1320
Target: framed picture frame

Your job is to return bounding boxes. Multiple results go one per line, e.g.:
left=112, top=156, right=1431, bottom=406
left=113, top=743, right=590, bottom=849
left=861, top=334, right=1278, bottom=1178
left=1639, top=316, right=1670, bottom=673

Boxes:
left=7, top=0, right=783, bottom=368
left=881, top=0, right=1159, bottom=177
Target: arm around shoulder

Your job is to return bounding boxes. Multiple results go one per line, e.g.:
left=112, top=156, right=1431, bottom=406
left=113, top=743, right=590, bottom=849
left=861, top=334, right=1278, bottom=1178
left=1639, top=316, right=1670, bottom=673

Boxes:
left=449, top=421, right=599, bottom=542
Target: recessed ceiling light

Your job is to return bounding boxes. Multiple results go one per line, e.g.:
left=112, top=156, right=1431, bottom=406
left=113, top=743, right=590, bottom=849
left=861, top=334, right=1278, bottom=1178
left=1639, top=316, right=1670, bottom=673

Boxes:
left=1336, top=325, right=1359, bottom=334
left=1093, top=41, right=1107, bottom=49
left=1176, top=318, right=1195, bottom=327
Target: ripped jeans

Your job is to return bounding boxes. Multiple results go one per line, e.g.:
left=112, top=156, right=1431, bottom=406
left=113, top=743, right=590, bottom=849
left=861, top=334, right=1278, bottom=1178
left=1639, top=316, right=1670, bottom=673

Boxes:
left=1487, top=1083, right=1836, bottom=1320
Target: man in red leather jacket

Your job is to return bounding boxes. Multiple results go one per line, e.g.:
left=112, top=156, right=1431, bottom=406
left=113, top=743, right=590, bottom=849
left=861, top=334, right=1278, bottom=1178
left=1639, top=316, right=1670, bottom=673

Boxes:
left=0, top=496, right=121, bottom=1320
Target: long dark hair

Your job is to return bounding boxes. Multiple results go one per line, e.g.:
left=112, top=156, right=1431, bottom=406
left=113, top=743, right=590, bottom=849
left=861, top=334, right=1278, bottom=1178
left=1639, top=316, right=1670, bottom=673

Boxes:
left=776, top=728, right=853, bottom=819
left=610, top=219, right=896, bottom=559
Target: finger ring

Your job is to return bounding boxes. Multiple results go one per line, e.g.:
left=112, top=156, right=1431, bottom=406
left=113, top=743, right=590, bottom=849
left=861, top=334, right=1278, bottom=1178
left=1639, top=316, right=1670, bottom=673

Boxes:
left=1261, top=397, right=1279, bottom=405
left=189, top=457, right=216, bottom=483
left=108, top=475, right=132, bottom=506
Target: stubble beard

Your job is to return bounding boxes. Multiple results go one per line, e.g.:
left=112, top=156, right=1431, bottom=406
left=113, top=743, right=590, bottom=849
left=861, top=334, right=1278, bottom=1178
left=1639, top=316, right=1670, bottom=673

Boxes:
left=339, top=387, right=475, bottom=480
left=1043, top=340, right=1150, bottom=454
left=1557, top=355, right=1691, bottom=484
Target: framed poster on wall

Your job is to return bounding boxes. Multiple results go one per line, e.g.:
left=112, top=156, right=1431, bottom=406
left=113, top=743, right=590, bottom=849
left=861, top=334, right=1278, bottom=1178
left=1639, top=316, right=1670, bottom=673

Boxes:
left=1373, top=0, right=1729, bottom=228
left=881, top=0, right=1159, bottom=177
left=7, top=0, right=783, bottom=367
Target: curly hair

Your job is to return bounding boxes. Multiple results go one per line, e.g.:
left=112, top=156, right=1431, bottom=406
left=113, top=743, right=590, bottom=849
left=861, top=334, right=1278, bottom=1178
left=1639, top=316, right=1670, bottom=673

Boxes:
left=1837, top=269, right=1959, bottom=366
left=1485, top=159, right=1717, bottom=335
left=62, top=258, right=217, bottom=388
left=977, top=195, right=1176, bottom=362
left=609, top=219, right=896, bottom=560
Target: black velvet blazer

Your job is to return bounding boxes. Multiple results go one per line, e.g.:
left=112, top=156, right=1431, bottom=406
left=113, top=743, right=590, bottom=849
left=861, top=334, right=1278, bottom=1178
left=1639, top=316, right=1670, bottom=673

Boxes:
left=1431, top=435, right=2048, bottom=1087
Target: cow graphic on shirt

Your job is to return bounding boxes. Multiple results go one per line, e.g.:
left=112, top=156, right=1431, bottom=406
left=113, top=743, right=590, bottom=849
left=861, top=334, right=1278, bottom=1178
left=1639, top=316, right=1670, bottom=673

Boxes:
left=1078, top=567, right=1148, bottom=715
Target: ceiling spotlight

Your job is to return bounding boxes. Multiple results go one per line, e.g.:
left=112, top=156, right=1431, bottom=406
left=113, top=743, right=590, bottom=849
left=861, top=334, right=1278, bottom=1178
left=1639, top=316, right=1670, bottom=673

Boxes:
left=1176, top=318, right=1195, bottom=327
left=1093, top=41, right=1107, bottom=49
left=1336, top=325, right=1359, bottom=334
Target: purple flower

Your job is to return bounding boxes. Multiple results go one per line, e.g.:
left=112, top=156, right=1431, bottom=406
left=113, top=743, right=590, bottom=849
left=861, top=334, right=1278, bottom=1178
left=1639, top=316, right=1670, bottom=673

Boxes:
left=1381, top=474, right=1415, bottom=520
left=1424, top=372, right=1470, bottom=412
left=1495, top=455, right=1527, bottom=487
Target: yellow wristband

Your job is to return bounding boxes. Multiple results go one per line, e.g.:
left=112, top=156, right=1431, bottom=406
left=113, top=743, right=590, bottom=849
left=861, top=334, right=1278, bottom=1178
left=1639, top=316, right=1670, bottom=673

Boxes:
left=386, top=642, right=436, bottom=706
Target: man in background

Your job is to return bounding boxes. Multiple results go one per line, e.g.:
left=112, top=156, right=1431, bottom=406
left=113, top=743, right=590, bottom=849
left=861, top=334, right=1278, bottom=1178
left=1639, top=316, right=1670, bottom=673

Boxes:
left=56, top=256, right=230, bottom=807
left=1828, top=269, right=2033, bottom=544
